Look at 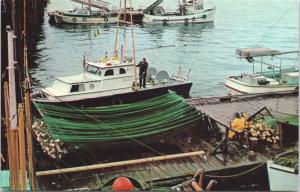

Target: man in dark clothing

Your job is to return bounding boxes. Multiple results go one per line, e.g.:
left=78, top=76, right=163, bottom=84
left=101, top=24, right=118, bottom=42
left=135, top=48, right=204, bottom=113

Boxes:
left=136, top=58, right=148, bottom=88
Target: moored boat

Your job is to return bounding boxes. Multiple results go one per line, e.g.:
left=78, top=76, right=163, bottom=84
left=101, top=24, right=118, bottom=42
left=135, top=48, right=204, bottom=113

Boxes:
left=49, top=0, right=118, bottom=24
left=31, top=57, right=192, bottom=107
left=143, top=0, right=216, bottom=25
left=225, top=48, right=299, bottom=95
left=33, top=0, right=193, bottom=107
left=267, top=151, right=298, bottom=191
left=52, top=9, right=118, bottom=24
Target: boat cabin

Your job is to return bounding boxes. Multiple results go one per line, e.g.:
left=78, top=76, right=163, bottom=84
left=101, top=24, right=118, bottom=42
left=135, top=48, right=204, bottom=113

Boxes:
left=42, top=59, right=134, bottom=97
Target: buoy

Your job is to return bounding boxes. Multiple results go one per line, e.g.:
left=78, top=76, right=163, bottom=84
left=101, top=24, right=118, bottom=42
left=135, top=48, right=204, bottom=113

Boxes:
left=112, top=177, right=134, bottom=191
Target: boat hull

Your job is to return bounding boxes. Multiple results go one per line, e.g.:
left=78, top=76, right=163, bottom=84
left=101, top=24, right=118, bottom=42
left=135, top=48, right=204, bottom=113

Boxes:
left=53, top=12, right=117, bottom=24
left=143, top=7, right=215, bottom=24
left=225, top=76, right=298, bottom=95
left=32, top=82, right=192, bottom=108
left=267, top=160, right=298, bottom=191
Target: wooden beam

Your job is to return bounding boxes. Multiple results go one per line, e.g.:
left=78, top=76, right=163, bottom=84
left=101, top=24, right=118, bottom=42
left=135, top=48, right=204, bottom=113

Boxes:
left=25, top=84, right=36, bottom=190
left=36, top=151, right=205, bottom=176
left=4, top=82, right=14, bottom=188
left=18, top=103, right=26, bottom=190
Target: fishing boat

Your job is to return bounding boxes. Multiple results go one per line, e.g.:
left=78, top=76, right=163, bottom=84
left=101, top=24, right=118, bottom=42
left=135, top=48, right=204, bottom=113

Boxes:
left=32, top=2, right=193, bottom=107
left=49, top=0, right=118, bottom=24
left=267, top=151, right=298, bottom=191
left=31, top=56, right=192, bottom=107
left=225, top=48, right=299, bottom=94
left=142, top=0, right=216, bottom=25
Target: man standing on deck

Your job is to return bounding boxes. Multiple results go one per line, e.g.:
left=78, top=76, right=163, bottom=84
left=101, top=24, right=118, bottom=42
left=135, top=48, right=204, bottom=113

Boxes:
left=137, top=58, right=148, bottom=89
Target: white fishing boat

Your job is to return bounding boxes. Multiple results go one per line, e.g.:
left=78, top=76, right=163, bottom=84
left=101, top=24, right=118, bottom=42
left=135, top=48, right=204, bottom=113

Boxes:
left=32, top=55, right=192, bottom=106
left=143, top=0, right=216, bottom=25
left=267, top=151, right=298, bottom=191
left=33, top=2, right=192, bottom=107
left=49, top=0, right=118, bottom=24
left=225, top=48, right=299, bottom=95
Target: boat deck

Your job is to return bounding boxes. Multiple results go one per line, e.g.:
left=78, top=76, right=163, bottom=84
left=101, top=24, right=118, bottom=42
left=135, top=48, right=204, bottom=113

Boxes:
left=36, top=126, right=270, bottom=190
left=36, top=91, right=298, bottom=190
left=188, top=90, right=298, bottom=127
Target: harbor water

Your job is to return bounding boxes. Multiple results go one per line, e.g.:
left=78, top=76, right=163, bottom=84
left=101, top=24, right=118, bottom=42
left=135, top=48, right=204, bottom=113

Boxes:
left=30, top=0, right=298, bottom=97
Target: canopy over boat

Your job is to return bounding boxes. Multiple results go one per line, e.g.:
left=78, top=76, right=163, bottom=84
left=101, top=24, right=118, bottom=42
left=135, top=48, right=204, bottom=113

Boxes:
left=236, top=48, right=281, bottom=58
left=71, top=0, right=110, bottom=11
left=236, top=47, right=298, bottom=58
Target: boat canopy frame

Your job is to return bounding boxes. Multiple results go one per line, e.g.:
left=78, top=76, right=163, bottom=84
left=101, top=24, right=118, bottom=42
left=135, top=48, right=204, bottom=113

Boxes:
left=235, top=47, right=298, bottom=76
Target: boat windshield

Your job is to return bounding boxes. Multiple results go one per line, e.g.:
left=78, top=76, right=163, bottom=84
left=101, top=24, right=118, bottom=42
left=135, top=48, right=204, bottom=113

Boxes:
left=86, top=65, right=101, bottom=76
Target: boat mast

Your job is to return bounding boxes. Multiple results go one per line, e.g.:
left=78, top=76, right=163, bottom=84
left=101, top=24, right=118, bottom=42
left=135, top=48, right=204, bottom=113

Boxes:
left=88, top=0, right=91, bottom=14
left=178, top=0, right=183, bottom=15
left=113, top=0, right=122, bottom=59
left=114, top=0, right=137, bottom=90
left=129, top=0, right=137, bottom=90
left=122, top=0, right=127, bottom=62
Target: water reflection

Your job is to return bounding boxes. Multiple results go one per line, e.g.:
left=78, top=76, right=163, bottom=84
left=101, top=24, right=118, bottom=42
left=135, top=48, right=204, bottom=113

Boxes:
left=30, top=0, right=298, bottom=97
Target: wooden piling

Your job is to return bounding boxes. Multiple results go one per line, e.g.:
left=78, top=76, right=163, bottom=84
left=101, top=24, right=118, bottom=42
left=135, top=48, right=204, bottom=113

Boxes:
left=18, top=103, right=27, bottom=190
left=24, top=0, right=36, bottom=188
left=4, top=82, right=20, bottom=190
left=4, top=82, right=14, bottom=189
left=25, top=92, right=36, bottom=190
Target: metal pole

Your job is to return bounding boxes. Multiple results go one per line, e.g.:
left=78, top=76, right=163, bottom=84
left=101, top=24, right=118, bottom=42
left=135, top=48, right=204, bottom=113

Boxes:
left=6, top=26, right=18, bottom=130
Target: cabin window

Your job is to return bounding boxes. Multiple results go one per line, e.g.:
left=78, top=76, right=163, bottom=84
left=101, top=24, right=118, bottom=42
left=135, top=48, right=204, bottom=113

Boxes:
left=119, top=68, right=126, bottom=74
left=105, top=69, right=114, bottom=76
left=70, top=84, right=85, bottom=92
left=86, top=65, right=101, bottom=76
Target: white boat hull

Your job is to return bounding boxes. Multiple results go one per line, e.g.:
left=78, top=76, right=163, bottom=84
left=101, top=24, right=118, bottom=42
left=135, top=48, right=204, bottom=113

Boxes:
left=267, top=160, right=298, bottom=191
left=225, top=76, right=298, bottom=94
left=54, top=13, right=117, bottom=24
left=143, top=8, right=215, bottom=24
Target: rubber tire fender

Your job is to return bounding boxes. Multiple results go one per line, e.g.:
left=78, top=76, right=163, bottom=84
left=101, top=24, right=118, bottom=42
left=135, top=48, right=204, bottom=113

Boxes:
left=184, top=18, right=188, bottom=24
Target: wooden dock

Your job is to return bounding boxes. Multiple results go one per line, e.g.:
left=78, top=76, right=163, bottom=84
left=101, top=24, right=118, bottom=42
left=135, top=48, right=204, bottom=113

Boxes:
left=35, top=91, right=298, bottom=190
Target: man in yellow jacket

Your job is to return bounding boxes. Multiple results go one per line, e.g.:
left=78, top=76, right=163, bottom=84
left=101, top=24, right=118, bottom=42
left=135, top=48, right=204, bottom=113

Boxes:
left=228, top=112, right=246, bottom=139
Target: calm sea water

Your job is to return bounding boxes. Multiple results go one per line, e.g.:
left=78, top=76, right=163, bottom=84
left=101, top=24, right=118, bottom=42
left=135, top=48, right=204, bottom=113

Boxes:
left=30, top=0, right=298, bottom=97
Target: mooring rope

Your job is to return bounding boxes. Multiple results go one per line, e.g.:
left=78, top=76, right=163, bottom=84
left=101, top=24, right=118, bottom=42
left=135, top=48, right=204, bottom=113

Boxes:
left=187, top=162, right=266, bottom=179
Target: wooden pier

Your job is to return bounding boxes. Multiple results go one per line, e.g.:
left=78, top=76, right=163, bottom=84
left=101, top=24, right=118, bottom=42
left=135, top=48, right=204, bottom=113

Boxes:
left=34, top=90, right=298, bottom=190
left=1, top=0, right=298, bottom=190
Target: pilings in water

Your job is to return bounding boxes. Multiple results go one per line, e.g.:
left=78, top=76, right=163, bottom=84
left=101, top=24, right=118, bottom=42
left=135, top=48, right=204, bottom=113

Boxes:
left=1, top=0, right=47, bottom=190
left=1, top=0, right=47, bottom=83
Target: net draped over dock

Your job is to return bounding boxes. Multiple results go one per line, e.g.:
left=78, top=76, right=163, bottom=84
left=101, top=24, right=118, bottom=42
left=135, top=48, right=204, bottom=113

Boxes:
left=34, top=93, right=201, bottom=143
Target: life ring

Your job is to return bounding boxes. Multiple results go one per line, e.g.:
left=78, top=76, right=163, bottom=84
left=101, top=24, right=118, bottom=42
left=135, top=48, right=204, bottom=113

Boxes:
left=72, top=17, right=77, bottom=23
left=192, top=17, right=196, bottom=22
left=163, top=19, right=167, bottom=25
left=104, top=17, right=109, bottom=22
left=82, top=17, right=87, bottom=22
left=184, top=18, right=188, bottom=24
left=112, top=98, right=123, bottom=105
left=202, top=14, right=207, bottom=19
